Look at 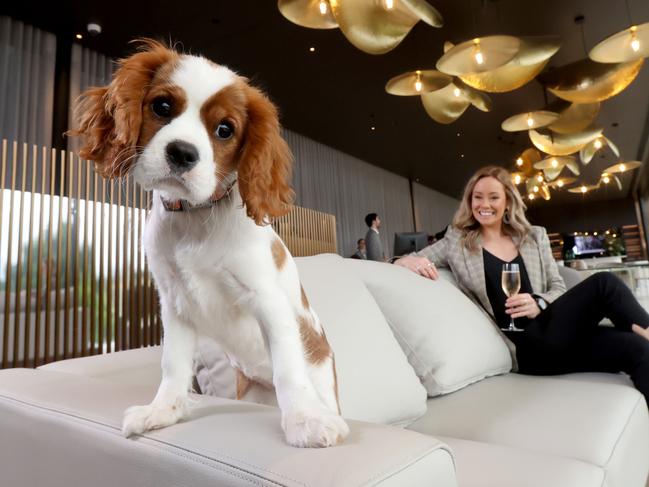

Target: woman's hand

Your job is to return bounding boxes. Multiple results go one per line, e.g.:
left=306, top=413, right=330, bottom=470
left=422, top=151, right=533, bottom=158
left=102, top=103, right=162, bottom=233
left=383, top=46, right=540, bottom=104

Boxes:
left=505, top=293, right=541, bottom=319
left=394, top=255, right=439, bottom=280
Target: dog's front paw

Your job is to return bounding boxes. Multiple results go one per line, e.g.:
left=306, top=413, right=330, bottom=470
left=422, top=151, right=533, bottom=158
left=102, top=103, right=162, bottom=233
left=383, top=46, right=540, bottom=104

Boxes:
left=282, top=408, right=349, bottom=448
left=122, top=402, right=186, bottom=438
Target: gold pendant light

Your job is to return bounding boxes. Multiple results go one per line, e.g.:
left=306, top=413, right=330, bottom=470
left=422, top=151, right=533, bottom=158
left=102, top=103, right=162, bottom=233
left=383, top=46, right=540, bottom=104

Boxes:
left=538, top=58, right=644, bottom=103
left=459, top=36, right=561, bottom=93
left=278, top=0, right=338, bottom=29
left=436, top=36, right=520, bottom=75
left=329, top=0, right=443, bottom=54
left=589, top=22, right=649, bottom=63
left=603, top=160, right=643, bottom=174
left=547, top=176, right=577, bottom=189
left=385, top=70, right=452, bottom=96
left=599, top=172, right=623, bottom=190
left=579, top=136, right=619, bottom=164
left=547, top=101, right=600, bottom=134
left=528, top=127, right=602, bottom=156
left=501, top=110, right=559, bottom=132
left=513, top=148, right=542, bottom=176
left=278, top=0, right=443, bottom=54
left=533, top=155, right=576, bottom=180
left=419, top=79, right=491, bottom=124
left=568, top=183, right=600, bottom=194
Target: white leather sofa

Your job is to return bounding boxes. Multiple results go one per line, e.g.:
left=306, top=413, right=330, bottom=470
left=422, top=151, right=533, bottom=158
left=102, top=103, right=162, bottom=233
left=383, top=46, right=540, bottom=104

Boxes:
left=0, top=254, right=647, bottom=487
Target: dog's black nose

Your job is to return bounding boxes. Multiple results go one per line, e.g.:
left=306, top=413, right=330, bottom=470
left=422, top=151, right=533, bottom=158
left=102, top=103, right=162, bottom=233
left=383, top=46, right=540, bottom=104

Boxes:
left=165, top=140, right=199, bottom=172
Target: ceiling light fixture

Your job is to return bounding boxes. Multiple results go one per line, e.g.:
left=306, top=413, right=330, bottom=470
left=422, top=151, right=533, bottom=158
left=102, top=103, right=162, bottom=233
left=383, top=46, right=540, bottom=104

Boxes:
left=319, top=0, right=328, bottom=15
left=309, top=46, right=315, bottom=52
left=516, top=157, right=524, bottom=166
left=384, top=0, right=395, bottom=10
left=75, top=34, right=83, bottom=39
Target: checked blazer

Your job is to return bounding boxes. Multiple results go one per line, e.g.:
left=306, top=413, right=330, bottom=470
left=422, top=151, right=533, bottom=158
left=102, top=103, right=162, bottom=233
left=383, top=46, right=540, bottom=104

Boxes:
left=414, top=225, right=567, bottom=367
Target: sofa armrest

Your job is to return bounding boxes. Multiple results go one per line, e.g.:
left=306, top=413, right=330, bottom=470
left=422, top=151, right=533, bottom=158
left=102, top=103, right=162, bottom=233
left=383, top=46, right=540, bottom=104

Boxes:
left=0, top=369, right=456, bottom=487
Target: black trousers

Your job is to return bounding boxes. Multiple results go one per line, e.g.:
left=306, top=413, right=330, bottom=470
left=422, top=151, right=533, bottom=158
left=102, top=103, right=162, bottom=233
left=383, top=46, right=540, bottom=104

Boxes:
left=507, top=272, right=649, bottom=403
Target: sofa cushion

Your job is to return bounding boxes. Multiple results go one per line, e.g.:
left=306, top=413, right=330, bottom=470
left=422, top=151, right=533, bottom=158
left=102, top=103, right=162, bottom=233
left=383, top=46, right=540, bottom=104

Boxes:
left=408, top=373, right=649, bottom=487
left=0, top=368, right=456, bottom=487
left=38, top=346, right=162, bottom=398
left=196, top=253, right=428, bottom=427
left=346, top=259, right=511, bottom=396
left=438, top=436, right=604, bottom=487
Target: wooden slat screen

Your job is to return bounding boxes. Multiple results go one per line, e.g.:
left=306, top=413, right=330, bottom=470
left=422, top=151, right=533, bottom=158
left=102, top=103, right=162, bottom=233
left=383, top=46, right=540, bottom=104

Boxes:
left=0, top=140, right=160, bottom=369
left=0, top=139, right=337, bottom=369
left=272, top=206, right=337, bottom=257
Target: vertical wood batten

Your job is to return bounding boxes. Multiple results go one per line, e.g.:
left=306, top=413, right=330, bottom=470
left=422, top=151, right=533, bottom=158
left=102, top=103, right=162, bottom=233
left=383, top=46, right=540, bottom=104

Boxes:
left=23, top=145, right=38, bottom=366
left=44, top=149, right=56, bottom=364
left=34, top=146, right=48, bottom=367
left=63, top=153, right=73, bottom=359
left=3, top=142, right=18, bottom=368
left=81, top=159, right=90, bottom=357
left=54, top=150, right=64, bottom=362
left=121, top=179, right=129, bottom=350
left=0, top=141, right=9, bottom=368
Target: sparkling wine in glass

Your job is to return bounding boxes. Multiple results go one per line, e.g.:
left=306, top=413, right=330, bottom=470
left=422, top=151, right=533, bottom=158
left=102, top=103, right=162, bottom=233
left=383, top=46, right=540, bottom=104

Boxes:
left=501, top=263, right=524, bottom=332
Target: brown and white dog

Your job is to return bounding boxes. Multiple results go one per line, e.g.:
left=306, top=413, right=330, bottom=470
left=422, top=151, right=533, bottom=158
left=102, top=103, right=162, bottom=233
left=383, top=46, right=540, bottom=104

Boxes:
left=70, top=40, right=348, bottom=448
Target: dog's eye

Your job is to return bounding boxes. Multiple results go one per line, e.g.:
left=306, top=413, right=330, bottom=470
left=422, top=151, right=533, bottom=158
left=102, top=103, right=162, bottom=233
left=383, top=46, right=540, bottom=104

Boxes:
left=151, top=98, right=172, bottom=118
left=215, top=121, right=234, bottom=140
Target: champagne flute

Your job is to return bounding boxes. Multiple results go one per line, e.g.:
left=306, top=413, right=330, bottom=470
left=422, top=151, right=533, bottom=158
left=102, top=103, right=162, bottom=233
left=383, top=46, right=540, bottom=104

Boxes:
left=501, top=263, right=524, bottom=332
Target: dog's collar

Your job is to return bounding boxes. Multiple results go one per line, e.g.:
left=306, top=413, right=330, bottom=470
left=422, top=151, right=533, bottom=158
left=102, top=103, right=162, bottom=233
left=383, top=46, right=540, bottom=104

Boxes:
left=161, top=173, right=237, bottom=212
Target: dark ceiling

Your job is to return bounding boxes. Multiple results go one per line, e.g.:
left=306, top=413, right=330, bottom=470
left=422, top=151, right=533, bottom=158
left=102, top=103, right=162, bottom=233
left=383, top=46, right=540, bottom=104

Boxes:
left=4, top=0, right=649, bottom=204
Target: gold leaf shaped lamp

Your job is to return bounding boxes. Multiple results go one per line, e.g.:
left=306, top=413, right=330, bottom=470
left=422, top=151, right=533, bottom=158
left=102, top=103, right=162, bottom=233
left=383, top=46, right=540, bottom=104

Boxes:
left=589, top=22, right=649, bottom=63
left=278, top=0, right=339, bottom=29
left=330, top=0, right=443, bottom=55
left=547, top=101, right=600, bottom=134
left=437, top=35, right=520, bottom=76
left=568, top=183, right=599, bottom=194
left=420, top=80, right=491, bottom=123
left=538, top=58, right=644, bottom=103
left=501, top=110, right=559, bottom=132
left=420, top=83, right=470, bottom=124
left=603, top=160, right=643, bottom=174
left=529, top=127, right=602, bottom=156
left=533, top=155, right=575, bottom=180
left=460, top=36, right=561, bottom=93
left=547, top=176, right=577, bottom=188
left=580, top=136, right=619, bottom=164
left=386, top=70, right=452, bottom=96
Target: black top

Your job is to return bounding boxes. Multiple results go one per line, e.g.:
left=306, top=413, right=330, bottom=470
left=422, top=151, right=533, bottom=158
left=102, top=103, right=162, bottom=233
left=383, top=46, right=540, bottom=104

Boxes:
left=483, top=249, right=534, bottom=329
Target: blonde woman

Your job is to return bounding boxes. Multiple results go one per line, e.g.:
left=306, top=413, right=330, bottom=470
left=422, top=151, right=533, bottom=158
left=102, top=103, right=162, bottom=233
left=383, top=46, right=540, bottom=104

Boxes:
left=396, top=166, right=649, bottom=402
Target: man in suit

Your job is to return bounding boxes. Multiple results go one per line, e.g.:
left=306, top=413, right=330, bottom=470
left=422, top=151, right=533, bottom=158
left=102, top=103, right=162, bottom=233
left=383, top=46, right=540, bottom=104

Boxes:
left=364, top=213, right=385, bottom=262
left=350, top=238, right=367, bottom=260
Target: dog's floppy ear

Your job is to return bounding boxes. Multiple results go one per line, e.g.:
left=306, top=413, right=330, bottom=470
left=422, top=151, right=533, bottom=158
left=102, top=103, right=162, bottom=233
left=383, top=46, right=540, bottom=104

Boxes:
left=237, top=85, right=294, bottom=225
left=69, top=39, right=178, bottom=178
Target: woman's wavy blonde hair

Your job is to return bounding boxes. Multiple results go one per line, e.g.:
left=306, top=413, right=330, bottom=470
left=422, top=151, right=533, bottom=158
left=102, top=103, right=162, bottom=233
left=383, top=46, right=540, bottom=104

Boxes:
left=452, top=165, right=532, bottom=251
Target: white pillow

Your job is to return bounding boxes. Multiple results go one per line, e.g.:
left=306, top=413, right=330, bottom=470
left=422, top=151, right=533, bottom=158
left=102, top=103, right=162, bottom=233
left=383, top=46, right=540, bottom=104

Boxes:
left=347, top=259, right=512, bottom=396
left=195, top=254, right=427, bottom=427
